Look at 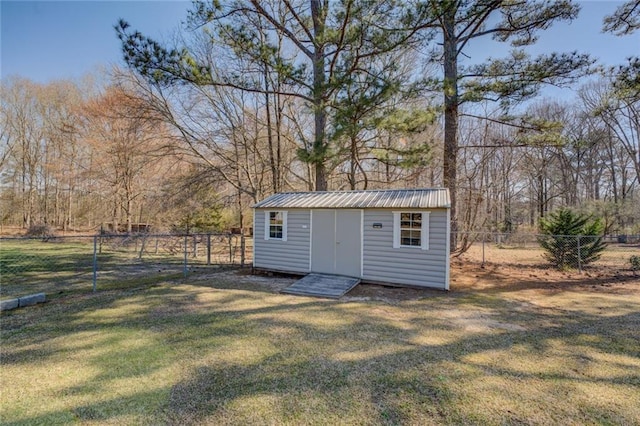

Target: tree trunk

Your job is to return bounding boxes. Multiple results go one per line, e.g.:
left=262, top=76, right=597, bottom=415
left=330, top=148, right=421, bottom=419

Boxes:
left=55, top=184, right=61, bottom=229
left=275, top=92, right=283, bottom=191
left=66, top=186, right=72, bottom=231
left=311, top=0, right=327, bottom=191
left=349, top=133, right=357, bottom=190
left=126, top=196, right=132, bottom=234
left=263, top=60, right=279, bottom=194
left=237, top=186, right=244, bottom=230
left=112, top=198, right=119, bottom=233
left=443, top=6, right=458, bottom=251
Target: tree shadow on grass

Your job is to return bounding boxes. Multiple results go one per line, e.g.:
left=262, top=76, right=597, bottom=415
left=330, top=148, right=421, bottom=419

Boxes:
left=2, top=275, right=639, bottom=425
left=0, top=389, right=174, bottom=425
left=162, top=294, right=640, bottom=424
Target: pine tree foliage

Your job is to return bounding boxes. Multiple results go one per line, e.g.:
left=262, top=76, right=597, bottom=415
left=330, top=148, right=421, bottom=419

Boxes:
left=603, top=1, right=640, bottom=99
left=603, top=0, right=640, bottom=35
left=115, top=1, right=432, bottom=191
left=538, top=208, right=607, bottom=269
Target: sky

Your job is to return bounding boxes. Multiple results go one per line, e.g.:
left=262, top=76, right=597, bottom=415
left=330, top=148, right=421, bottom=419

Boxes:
left=1, top=1, right=638, bottom=89
left=1, top=0, right=190, bottom=82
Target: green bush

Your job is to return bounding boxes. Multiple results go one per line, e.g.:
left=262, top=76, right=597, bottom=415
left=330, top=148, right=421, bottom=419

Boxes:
left=630, top=255, right=640, bottom=273
left=538, top=209, right=606, bottom=269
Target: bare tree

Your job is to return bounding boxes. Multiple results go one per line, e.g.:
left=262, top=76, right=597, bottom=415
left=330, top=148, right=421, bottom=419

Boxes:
left=82, top=86, right=174, bottom=233
left=0, top=78, right=45, bottom=228
left=116, top=0, right=430, bottom=191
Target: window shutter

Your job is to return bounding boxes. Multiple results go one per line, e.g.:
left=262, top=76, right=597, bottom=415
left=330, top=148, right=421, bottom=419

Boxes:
left=282, top=211, right=288, bottom=241
left=264, top=211, right=270, bottom=240
left=421, top=212, right=430, bottom=250
left=392, top=212, right=400, bottom=248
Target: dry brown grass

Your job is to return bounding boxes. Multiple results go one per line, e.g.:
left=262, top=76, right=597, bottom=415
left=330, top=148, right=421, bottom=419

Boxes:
left=462, top=241, right=637, bottom=272
left=1, top=265, right=639, bottom=425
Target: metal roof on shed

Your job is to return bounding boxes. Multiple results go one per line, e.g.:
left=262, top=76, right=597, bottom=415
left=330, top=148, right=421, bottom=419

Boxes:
left=253, top=188, right=450, bottom=209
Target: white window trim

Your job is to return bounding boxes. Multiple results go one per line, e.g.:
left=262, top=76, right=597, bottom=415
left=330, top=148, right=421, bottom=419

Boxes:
left=264, top=211, right=288, bottom=241
left=393, top=211, right=429, bottom=250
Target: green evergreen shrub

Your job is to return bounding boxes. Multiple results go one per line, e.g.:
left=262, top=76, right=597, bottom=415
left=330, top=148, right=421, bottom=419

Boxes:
left=630, top=255, right=640, bottom=274
left=538, top=209, right=606, bottom=269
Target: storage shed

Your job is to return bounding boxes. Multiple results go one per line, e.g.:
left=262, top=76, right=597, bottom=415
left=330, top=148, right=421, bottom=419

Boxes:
left=253, top=188, right=451, bottom=290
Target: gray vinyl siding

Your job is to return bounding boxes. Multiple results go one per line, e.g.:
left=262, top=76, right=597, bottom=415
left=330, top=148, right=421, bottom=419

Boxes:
left=253, top=209, right=310, bottom=273
left=253, top=206, right=449, bottom=289
left=362, top=209, right=449, bottom=289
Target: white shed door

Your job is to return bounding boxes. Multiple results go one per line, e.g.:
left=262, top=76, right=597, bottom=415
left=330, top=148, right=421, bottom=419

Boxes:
left=311, top=210, right=361, bottom=277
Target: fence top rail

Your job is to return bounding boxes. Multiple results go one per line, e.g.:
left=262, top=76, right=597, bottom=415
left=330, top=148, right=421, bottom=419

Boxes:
left=1, top=232, right=631, bottom=242
left=456, top=232, right=620, bottom=238
left=0, top=232, right=249, bottom=241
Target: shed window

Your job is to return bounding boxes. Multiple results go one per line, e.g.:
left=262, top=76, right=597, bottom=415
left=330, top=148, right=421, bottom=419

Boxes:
left=264, top=211, right=287, bottom=241
left=393, top=211, right=429, bottom=250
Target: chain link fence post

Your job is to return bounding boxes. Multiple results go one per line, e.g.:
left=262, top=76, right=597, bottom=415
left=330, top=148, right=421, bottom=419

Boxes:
left=481, top=232, right=486, bottom=267
left=240, top=233, right=246, bottom=268
left=183, top=235, right=188, bottom=278
left=577, top=235, right=582, bottom=273
left=193, top=235, right=198, bottom=258
left=92, top=235, right=98, bottom=292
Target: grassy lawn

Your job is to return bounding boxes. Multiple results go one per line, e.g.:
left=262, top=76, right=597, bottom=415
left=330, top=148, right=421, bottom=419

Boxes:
left=0, top=239, right=96, bottom=298
left=1, top=270, right=639, bottom=425
left=0, top=237, right=246, bottom=299
left=0, top=239, right=192, bottom=299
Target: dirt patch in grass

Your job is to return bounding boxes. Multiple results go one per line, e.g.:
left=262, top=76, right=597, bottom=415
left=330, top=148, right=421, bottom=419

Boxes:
left=448, top=260, right=639, bottom=294
left=189, top=268, right=298, bottom=293
left=331, top=258, right=639, bottom=304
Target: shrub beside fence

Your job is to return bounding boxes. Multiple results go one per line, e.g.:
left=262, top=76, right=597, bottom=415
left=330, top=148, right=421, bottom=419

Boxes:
left=457, top=232, right=638, bottom=273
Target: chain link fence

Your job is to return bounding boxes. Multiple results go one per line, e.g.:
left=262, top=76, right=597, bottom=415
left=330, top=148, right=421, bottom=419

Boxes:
left=0, top=233, right=252, bottom=299
left=456, top=232, right=639, bottom=275
left=2, top=231, right=638, bottom=301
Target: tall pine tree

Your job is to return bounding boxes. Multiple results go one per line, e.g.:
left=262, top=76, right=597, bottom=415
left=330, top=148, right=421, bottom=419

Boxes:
left=414, top=0, right=594, bottom=250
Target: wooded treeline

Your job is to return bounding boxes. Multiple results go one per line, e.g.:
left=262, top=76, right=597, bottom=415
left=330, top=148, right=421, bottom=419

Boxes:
left=1, top=0, right=638, bottom=242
